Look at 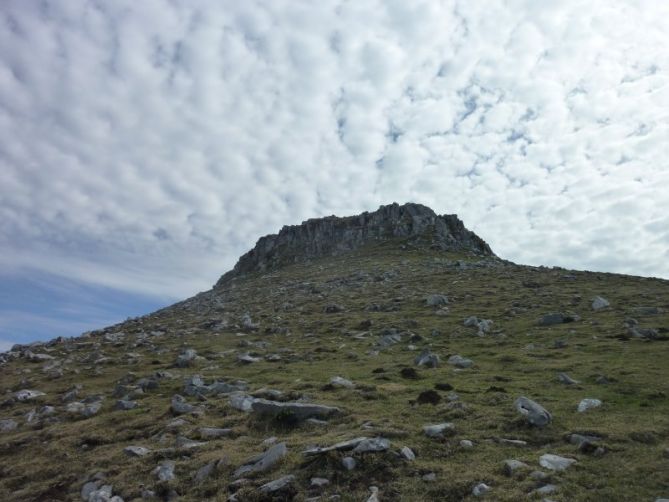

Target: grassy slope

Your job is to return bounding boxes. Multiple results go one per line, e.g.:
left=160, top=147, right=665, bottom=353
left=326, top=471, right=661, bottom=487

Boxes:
left=0, top=241, right=668, bottom=501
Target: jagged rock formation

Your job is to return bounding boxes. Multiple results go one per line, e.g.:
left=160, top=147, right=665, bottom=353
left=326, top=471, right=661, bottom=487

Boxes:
left=217, top=202, right=493, bottom=285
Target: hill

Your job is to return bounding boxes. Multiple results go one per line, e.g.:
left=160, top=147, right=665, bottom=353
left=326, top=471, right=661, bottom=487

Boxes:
left=1, top=203, right=668, bottom=501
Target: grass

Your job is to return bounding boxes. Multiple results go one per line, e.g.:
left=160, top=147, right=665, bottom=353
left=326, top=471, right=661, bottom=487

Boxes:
left=0, top=240, right=668, bottom=501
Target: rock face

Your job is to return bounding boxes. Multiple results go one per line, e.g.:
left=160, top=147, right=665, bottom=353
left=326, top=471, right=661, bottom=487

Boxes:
left=216, top=202, right=494, bottom=285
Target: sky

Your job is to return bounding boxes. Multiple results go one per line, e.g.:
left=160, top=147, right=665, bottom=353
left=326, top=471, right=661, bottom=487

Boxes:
left=0, top=0, right=668, bottom=349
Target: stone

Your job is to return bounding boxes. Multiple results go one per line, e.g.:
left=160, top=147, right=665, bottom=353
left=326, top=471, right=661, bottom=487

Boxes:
left=87, top=485, right=113, bottom=502
left=472, top=483, right=490, bottom=497
left=503, top=459, right=528, bottom=476
left=176, top=348, right=197, bottom=368
left=460, top=439, right=474, bottom=449
left=154, top=461, right=175, bottom=481
left=0, top=419, right=18, bottom=432
left=237, top=353, right=261, bottom=364
left=311, top=477, right=330, bottom=488
left=342, top=456, right=356, bottom=470
left=124, top=446, right=150, bottom=457
left=400, top=446, right=415, bottom=460
left=199, top=427, right=232, bottom=439
left=539, top=453, right=576, bottom=471
left=259, top=475, right=295, bottom=494
left=592, top=296, right=610, bottom=310
left=558, top=372, right=579, bottom=385
left=415, top=349, right=439, bottom=368
left=194, top=462, right=216, bottom=483
left=367, top=486, right=379, bottom=502
left=233, top=442, right=287, bottom=477
left=536, top=484, right=558, bottom=495
left=15, top=389, right=46, bottom=401
left=464, top=316, right=493, bottom=335
left=251, top=399, right=342, bottom=421
left=448, top=355, right=473, bottom=368
left=175, top=435, right=205, bottom=449
left=377, top=333, right=402, bottom=348
left=423, top=423, right=455, bottom=438
left=538, top=313, right=579, bottom=326
left=171, top=395, right=201, bottom=415
left=81, top=481, right=100, bottom=500
left=577, top=398, right=602, bottom=412
left=241, top=313, right=258, bottom=330
left=422, top=472, right=436, bottom=482
left=426, top=294, right=449, bottom=307
left=229, top=393, right=256, bottom=412
left=304, top=437, right=388, bottom=456
left=115, top=400, right=138, bottom=411
left=330, top=376, right=355, bottom=388
left=515, top=397, right=552, bottom=427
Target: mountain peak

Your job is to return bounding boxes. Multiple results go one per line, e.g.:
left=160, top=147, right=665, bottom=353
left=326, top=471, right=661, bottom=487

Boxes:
left=216, top=202, right=493, bottom=285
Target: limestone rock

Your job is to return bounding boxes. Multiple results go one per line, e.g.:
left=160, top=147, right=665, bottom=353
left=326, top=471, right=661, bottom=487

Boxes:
left=515, top=397, right=552, bottom=427
left=216, top=203, right=494, bottom=285
left=233, top=442, right=287, bottom=477
left=539, top=453, right=576, bottom=471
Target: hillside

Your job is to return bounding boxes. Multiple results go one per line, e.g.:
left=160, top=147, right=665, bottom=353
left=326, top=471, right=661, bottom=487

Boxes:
left=1, top=203, right=668, bottom=501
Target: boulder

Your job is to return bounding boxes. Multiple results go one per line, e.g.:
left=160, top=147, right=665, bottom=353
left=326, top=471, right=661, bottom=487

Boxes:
left=400, top=446, right=415, bottom=460
left=330, top=376, right=355, bottom=388
left=423, top=423, right=455, bottom=438
left=15, top=389, right=46, bottom=401
left=539, top=453, right=576, bottom=471
left=153, top=461, right=175, bottom=481
left=124, top=446, right=150, bottom=457
left=591, top=296, right=610, bottom=310
left=258, top=475, right=295, bottom=495
left=515, top=397, right=552, bottom=427
left=342, top=456, right=356, bottom=470
left=577, top=398, right=602, bottom=412
left=0, top=419, right=18, bottom=432
left=251, top=399, right=342, bottom=421
left=447, top=355, right=473, bottom=368
left=558, top=372, right=579, bottom=385
left=415, top=349, right=439, bottom=368
left=426, top=294, right=449, bottom=307
left=233, top=442, right=287, bottom=477
left=503, top=459, right=528, bottom=476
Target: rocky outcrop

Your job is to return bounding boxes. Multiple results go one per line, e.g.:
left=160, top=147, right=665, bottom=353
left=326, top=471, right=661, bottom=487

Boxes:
left=216, top=202, right=494, bottom=285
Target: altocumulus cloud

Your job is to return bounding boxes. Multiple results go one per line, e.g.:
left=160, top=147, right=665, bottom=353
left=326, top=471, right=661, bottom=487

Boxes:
left=0, top=1, right=668, bottom=342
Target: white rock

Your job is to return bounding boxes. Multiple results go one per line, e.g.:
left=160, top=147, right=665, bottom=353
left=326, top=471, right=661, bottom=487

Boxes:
left=577, top=398, right=602, bottom=412
left=400, top=446, right=415, bottom=460
left=472, top=483, right=491, bottom=497
left=539, top=453, right=576, bottom=471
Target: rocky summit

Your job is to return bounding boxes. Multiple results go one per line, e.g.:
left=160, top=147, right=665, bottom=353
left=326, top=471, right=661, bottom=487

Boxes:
left=1, top=202, right=668, bottom=501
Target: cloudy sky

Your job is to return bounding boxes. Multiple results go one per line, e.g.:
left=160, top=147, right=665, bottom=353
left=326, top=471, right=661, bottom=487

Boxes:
left=1, top=0, right=667, bottom=348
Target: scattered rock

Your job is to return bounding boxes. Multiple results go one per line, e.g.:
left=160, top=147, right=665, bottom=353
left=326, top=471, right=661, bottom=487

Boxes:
left=400, top=446, right=415, bottom=460
left=330, top=376, right=355, bottom=388
left=460, top=439, right=474, bottom=449
left=233, top=442, right=287, bottom=477
left=115, top=399, right=138, bottom=411
left=0, top=419, right=18, bottom=432
left=577, top=398, right=602, bottom=412
left=447, top=355, right=473, bottom=368
left=539, top=453, right=576, bottom=471
left=304, top=437, right=389, bottom=455
left=503, top=459, right=528, bottom=476
left=251, top=399, right=342, bottom=422
left=154, top=461, right=175, bottom=481
left=464, top=316, right=493, bottom=335
left=342, top=456, right=356, bottom=471
left=311, top=477, right=330, bottom=488
left=423, top=423, right=455, bottom=438
left=171, top=395, right=202, bottom=415
left=237, top=353, right=261, bottom=364
left=175, top=349, right=197, bottom=368
left=592, top=296, right=610, bottom=310
left=426, top=294, right=449, bottom=307
left=535, top=484, right=558, bottom=495
left=538, top=313, right=580, bottom=326
left=259, top=474, right=296, bottom=495
left=199, top=427, right=232, bottom=439
left=558, top=372, right=579, bottom=385
left=515, top=397, right=552, bottom=427
left=15, top=389, right=46, bottom=401
left=124, top=445, right=150, bottom=457
left=472, top=483, right=490, bottom=497
left=414, top=349, right=439, bottom=368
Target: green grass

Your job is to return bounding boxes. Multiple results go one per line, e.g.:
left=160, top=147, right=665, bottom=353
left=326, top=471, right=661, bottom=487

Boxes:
left=1, top=241, right=668, bottom=501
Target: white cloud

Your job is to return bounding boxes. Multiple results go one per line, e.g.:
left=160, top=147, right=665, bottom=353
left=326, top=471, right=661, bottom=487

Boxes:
left=0, top=0, right=667, bottom=312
